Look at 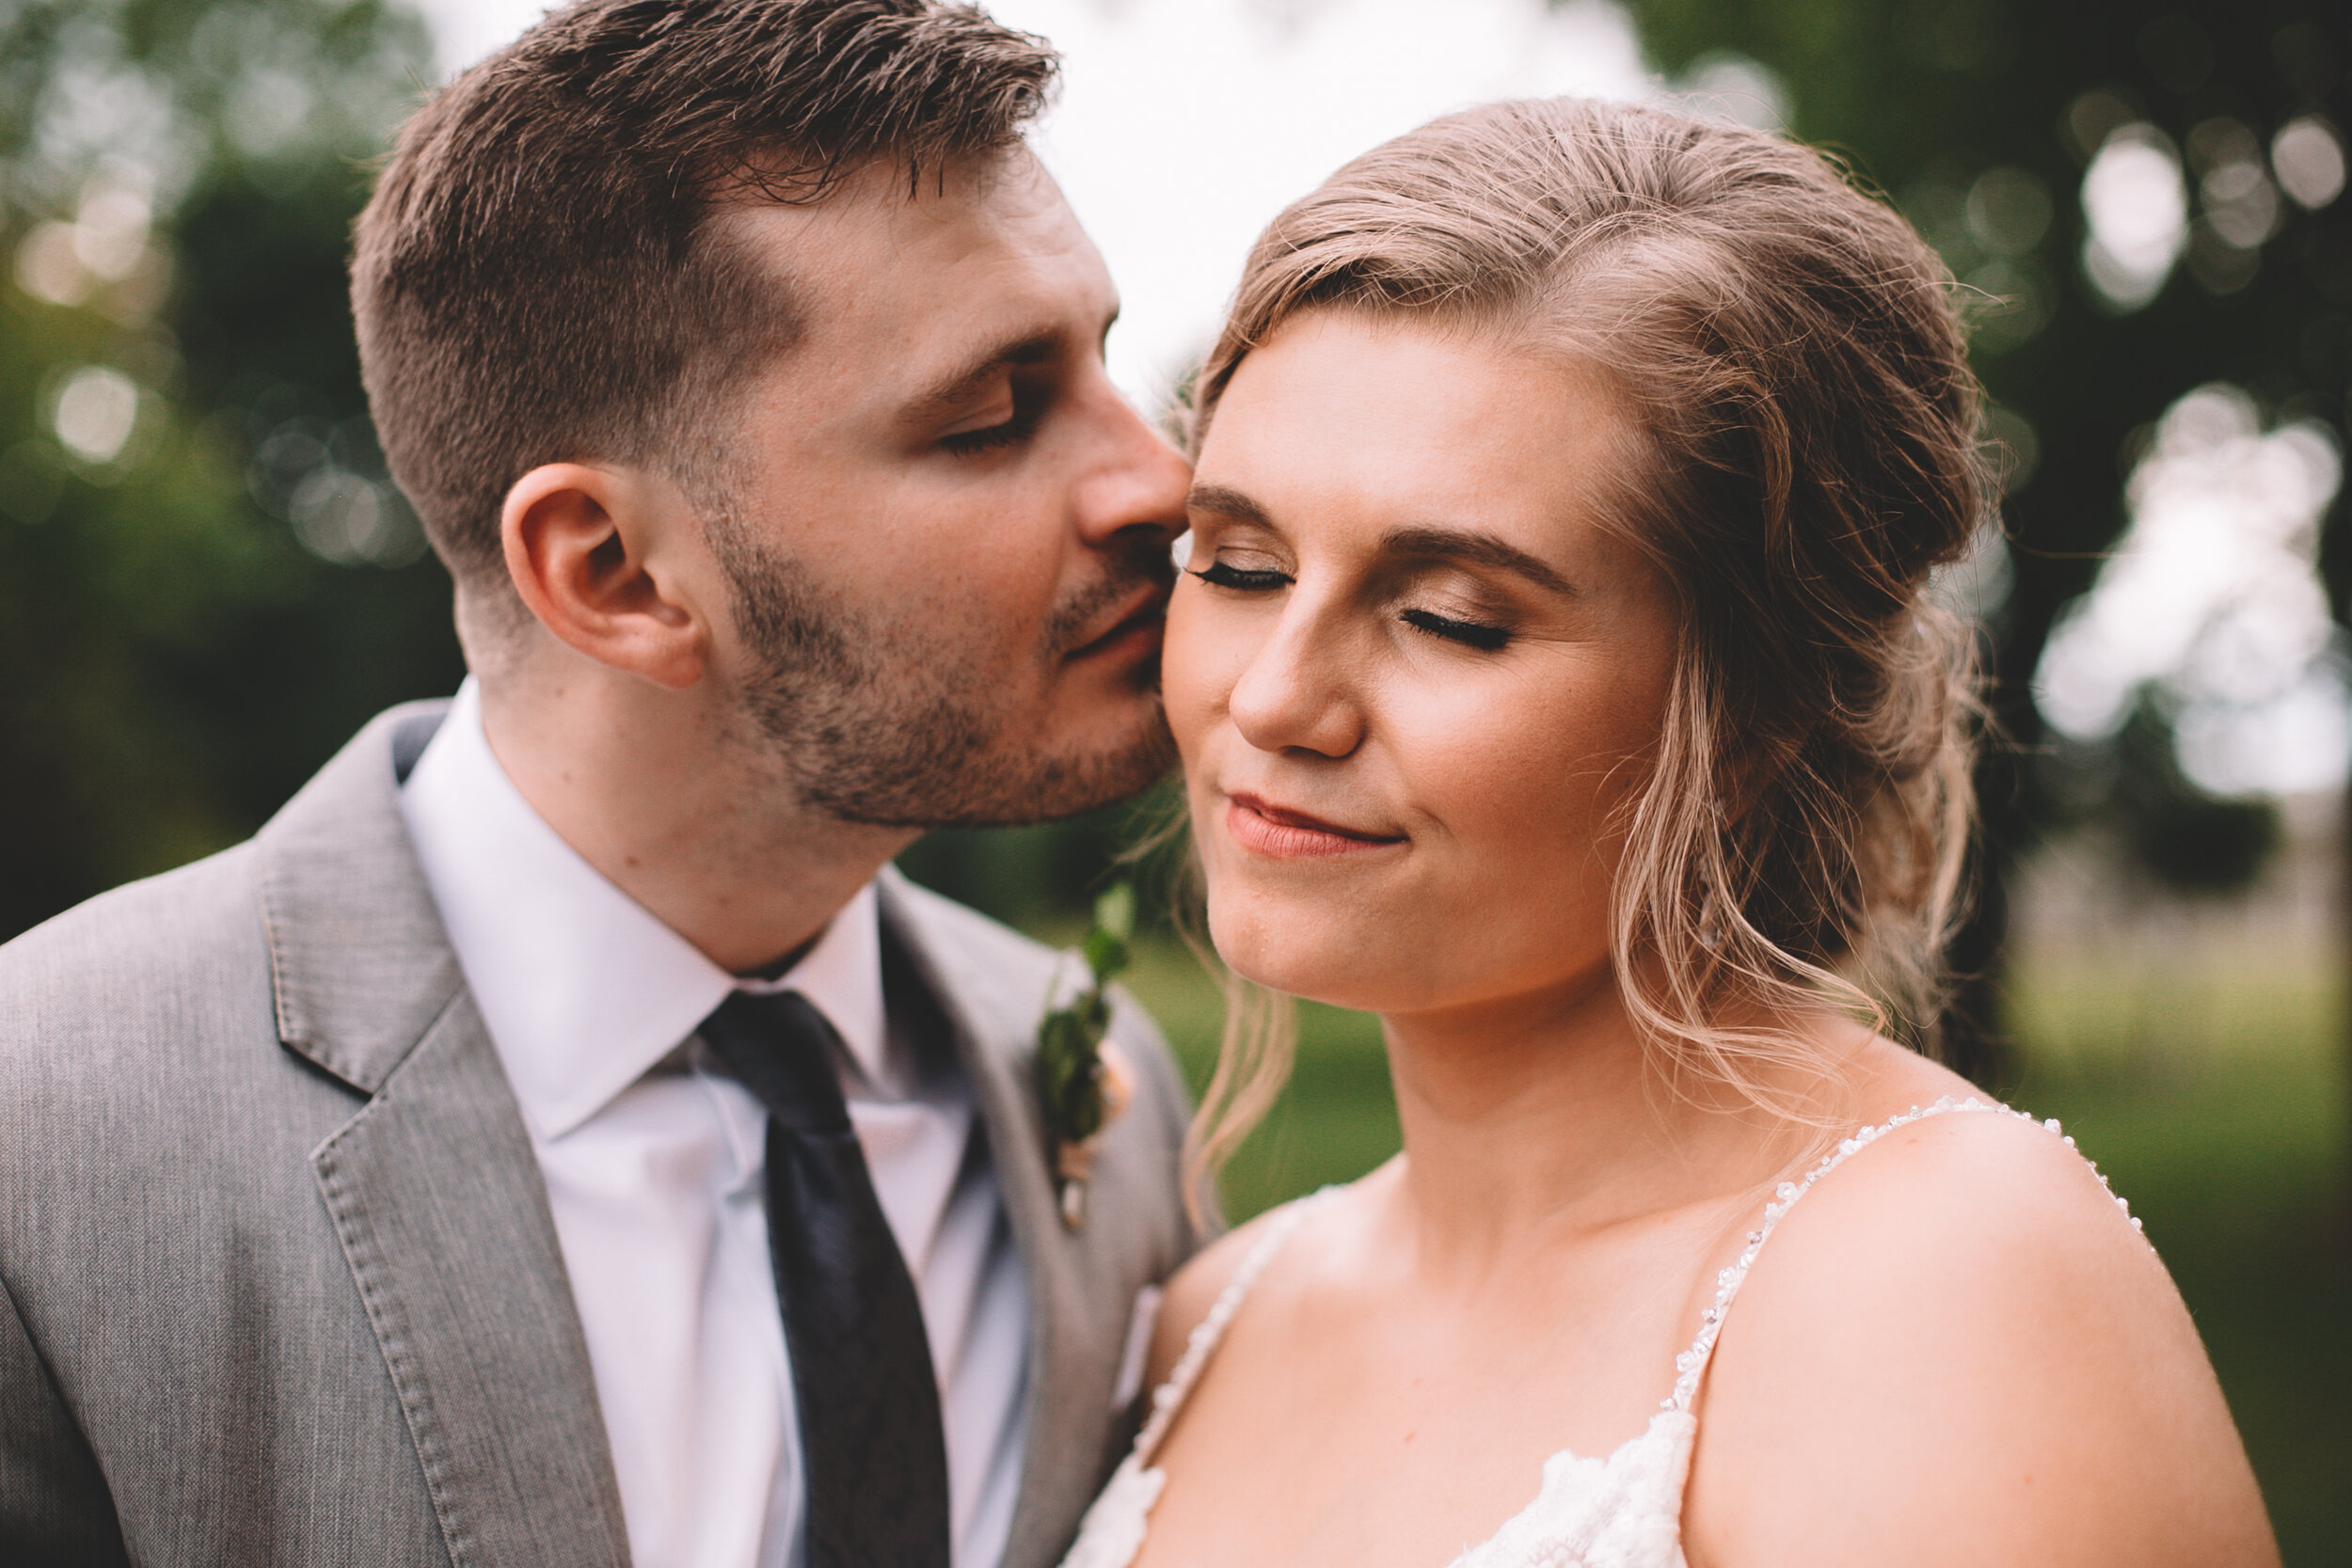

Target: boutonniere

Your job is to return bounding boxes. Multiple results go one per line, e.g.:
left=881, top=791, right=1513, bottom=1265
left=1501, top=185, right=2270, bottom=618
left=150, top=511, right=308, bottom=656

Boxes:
left=1036, top=880, right=1138, bottom=1230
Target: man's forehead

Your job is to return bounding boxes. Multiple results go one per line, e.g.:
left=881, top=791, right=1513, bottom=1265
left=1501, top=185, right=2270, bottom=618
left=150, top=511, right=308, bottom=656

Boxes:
left=710, top=151, right=1114, bottom=365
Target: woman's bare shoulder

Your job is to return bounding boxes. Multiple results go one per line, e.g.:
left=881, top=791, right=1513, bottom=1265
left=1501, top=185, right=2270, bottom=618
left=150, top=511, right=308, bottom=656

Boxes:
left=1145, top=1213, right=1274, bottom=1385
left=1683, top=1098, right=2277, bottom=1568
left=1144, top=1189, right=1317, bottom=1391
left=1142, top=1170, right=1386, bottom=1393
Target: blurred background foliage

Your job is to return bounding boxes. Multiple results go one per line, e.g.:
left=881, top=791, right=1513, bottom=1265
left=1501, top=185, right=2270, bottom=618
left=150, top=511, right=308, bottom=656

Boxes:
left=1625, top=0, right=2352, bottom=1080
left=0, top=0, right=461, bottom=938
left=1, top=0, right=2345, bottom=1557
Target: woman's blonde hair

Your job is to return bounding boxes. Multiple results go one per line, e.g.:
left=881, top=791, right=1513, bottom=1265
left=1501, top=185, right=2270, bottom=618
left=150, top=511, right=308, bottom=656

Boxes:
left=1182, top=97, right=1988, bottom=1189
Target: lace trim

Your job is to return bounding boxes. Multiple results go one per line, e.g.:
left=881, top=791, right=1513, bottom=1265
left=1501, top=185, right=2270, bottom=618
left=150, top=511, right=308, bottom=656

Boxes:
left=1662, top=1093, right=2140, bottom=1412
left=1133, top=1185, right=1343, bottom=1465
left=1123, top=1096, right=2142, bottom=1455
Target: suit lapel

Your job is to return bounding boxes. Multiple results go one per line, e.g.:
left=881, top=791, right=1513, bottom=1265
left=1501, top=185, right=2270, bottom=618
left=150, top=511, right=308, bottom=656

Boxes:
left=877, top=872, right=1152, bottom=1568
left=311, top=990, right=633, bottom=1568
left=261, top=704, right=631, bottom=1568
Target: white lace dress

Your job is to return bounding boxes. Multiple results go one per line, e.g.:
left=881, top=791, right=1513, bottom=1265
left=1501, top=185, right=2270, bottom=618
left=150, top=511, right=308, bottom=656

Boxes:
left=1059, top=1096, right=2137, bottom=1568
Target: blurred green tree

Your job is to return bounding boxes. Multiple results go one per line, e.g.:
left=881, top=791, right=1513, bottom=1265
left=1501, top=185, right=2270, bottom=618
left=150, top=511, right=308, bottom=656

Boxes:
left=1617, top=0, right=2352, bottom=1080
left=0, top=0, right=462, bottom=940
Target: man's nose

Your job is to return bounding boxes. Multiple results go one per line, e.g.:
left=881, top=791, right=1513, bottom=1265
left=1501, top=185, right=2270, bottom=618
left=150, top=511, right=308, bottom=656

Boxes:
left=1073, top=379, right=1193, bottom=550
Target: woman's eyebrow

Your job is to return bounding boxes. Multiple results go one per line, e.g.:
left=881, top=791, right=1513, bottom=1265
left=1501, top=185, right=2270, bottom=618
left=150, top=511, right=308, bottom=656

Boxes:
left=1380, top=526, right=1576, bottom=595
left=1184, top=483, right=1273, bottom=525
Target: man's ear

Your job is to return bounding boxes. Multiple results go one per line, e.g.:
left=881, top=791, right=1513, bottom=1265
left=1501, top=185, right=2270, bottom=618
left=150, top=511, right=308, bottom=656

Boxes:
left=501, top=462, right=709, bottom=689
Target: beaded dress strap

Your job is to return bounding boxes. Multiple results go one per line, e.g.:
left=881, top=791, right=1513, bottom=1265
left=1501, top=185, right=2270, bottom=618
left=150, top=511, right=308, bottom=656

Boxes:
left=1132, top=1186, right=1342, bottom=1466
left=1664, top=1095, right=2139, bottom=1414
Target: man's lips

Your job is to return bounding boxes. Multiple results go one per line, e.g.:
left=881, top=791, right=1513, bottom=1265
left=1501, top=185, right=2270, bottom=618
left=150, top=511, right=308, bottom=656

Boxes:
left=1224, top=793, right=1406, bottom=859
left=1066, top=593, right=1168, bottom=661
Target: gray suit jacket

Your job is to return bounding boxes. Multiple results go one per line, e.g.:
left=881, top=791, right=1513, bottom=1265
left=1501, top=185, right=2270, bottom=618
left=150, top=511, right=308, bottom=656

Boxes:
left=0, top=702, right=1202, bottom=1568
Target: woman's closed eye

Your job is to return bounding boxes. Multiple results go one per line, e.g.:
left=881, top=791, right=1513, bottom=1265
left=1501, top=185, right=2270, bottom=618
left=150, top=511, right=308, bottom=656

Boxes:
left=1189, top=560, right=1293, bottom=592
left=1192, top=557, right=1515, bottom=651
left=1400, top=608, right=1512, bottom=651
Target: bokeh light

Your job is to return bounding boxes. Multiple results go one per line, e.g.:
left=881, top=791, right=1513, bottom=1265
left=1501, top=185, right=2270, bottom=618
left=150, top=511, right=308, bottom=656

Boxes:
left=2271, top=114, right=2346, bottom=211
left=47, top=365, right=141, bottom=466
left=2080, top=122, right=2188, bottom=311
left=10, top=161, right=168, bottom=322
left=2034, top=384, right=2346, bottom=796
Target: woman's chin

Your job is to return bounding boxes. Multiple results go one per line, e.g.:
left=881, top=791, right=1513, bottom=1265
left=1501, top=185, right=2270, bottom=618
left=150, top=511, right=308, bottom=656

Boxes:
left=1207, top=903, right=1404, bottom=1013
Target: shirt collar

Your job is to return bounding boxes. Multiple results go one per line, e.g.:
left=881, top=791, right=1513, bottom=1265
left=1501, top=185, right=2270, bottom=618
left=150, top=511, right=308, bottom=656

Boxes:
left=396, top=678, right=891, bottom=1142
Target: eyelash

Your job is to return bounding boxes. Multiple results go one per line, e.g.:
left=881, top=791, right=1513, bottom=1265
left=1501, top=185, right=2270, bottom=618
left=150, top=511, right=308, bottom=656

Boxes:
left=1191, top=561, right=1291, bottom=592
left=940, top=407, right=1040, bottom=456
left=1401, top=609, right=1513, bottom=651
left=1189, top=562, right=1514, bottom=652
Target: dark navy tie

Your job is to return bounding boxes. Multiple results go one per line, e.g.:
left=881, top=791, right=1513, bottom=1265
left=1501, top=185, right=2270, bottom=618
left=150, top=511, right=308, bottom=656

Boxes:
left=697, top=990, right=952, bottom=1568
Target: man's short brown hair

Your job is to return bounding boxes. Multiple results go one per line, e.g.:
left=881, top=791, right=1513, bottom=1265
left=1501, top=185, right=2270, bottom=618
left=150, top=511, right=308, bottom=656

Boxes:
left=351, top=0, right=1058, bottom=589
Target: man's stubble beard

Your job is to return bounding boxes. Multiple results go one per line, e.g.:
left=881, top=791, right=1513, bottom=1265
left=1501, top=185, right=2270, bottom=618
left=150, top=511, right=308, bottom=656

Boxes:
left=711, top=517, right=1178, bottom=830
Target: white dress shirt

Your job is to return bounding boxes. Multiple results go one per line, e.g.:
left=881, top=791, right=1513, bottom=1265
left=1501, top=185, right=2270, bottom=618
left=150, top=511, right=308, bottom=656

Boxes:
left=398, top=680, right=1031, bottom=1568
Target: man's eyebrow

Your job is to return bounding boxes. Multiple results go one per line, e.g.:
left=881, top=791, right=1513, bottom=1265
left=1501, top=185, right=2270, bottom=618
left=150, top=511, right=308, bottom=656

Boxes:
left=1381, top=526, right=1577, bottom=595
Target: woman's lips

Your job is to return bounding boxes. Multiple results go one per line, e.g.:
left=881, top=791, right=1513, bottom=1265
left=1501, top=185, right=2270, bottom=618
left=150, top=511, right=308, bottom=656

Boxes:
left=1223, top=793, right=1406, bottom=860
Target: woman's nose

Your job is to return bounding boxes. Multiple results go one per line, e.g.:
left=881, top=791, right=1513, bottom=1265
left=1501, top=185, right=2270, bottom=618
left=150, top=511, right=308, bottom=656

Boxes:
left=1226, top=606, right=1366, bottom=759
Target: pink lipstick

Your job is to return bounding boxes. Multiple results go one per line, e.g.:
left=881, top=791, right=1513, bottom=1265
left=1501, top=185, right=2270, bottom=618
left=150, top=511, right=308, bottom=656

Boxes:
left=1224, top=794, right=1406, bottom=860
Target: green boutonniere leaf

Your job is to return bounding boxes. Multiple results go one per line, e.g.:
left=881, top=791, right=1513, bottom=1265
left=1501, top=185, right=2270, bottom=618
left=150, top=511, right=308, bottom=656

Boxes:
left=1036, top=880, right=1138, bottom=1227
left=1079, top=879, right=1134, bottom=988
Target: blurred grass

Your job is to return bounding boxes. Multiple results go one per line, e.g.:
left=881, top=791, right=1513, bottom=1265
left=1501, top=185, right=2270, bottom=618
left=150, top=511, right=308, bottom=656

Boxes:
left=1120, top=938, right=1401, bottom=1218
left=2003, top=959, right=2349, bottom=1567
left=1116, top=937, right=2350, bottom=1566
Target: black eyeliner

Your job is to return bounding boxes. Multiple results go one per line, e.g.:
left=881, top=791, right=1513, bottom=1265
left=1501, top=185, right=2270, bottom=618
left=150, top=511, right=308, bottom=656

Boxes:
left=1400, top=608, right=1513, bottom=651
left=1189, top=562, right=1293, bottom=591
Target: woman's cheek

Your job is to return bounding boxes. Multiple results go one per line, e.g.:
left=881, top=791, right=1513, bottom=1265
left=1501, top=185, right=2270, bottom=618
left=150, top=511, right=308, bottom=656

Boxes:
left=1164, top=588, right=1271, bottom=761
left=1159, top=586, right=1220, bottom=761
